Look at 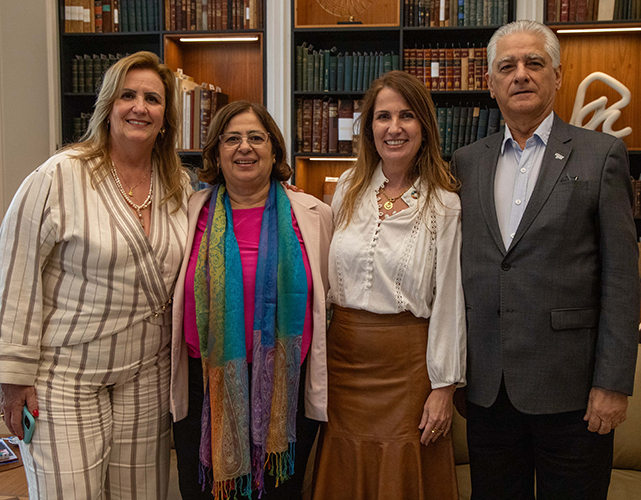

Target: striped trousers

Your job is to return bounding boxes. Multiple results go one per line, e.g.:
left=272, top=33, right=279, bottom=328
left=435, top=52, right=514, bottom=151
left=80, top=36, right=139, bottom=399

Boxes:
left=18, top=318, right=171, bottom=500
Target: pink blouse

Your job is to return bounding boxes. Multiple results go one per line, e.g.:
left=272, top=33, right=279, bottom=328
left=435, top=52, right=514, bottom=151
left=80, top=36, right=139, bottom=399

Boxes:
left=183, top=202, right=313, bottom=364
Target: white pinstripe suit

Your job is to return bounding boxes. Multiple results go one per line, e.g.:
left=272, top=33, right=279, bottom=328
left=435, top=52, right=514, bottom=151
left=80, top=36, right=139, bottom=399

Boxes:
left=0, top=150, right=190, bottom=499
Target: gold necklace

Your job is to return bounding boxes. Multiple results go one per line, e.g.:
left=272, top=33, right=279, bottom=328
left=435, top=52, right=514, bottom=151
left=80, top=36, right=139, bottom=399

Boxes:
left=119, top=171, right=148, bottom=197
left=380, top=187, right=407, bottom=210
left=111, top=162, right=154, bottom=228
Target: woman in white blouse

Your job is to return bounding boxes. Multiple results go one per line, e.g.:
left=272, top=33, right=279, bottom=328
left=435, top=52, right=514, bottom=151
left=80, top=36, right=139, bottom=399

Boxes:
left=312, top=70, right=466, bottom=500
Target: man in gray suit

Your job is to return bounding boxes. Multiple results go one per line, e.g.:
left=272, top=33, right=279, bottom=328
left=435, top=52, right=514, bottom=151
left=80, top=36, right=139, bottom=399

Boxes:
left=451, top=20, right=640, bottom=499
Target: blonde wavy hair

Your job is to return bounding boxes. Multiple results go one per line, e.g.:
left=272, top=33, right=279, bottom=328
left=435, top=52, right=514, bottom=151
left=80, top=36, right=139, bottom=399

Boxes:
left=69, top=51, right=184, bottom=210
left=336, top=71, right=458, bottom=228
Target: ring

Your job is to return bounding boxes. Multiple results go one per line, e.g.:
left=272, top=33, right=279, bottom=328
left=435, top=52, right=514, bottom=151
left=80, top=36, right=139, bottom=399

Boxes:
left=431, top=429, right=443, bottom=434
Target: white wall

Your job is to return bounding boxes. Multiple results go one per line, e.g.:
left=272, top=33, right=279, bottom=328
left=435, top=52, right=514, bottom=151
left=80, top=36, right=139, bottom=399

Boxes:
left=0, top=0, right=58, bottom=220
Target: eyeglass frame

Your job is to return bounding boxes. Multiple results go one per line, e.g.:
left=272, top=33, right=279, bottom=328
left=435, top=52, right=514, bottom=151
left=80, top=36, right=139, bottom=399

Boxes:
left=218, top=131, right=271, bottom=149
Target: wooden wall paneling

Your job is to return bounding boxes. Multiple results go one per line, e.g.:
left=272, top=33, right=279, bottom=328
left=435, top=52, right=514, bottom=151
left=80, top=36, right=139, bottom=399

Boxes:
left=163, top=34, right=264, bottom=104
left=554, top=31, right=641, bottom=151
left=295, top=0, right=400, bottom=28
left=295, top=158, right=353, bottom=199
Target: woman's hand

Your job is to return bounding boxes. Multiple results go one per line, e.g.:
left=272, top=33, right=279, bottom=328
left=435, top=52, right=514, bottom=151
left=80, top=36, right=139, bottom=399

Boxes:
left=418, top=384, right=456, bottom=445
left=0, top=384, right=38, bottom=439
left=282, top=182, right=304, bottom=193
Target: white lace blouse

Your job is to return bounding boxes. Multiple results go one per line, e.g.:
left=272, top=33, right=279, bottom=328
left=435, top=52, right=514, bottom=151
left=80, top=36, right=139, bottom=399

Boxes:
left=328, top=164, right=467, bottom=388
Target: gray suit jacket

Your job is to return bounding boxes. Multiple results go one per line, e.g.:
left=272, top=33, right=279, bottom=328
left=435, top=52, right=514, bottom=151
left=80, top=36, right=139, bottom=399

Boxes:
left=451, top=114, right=640, bottom=414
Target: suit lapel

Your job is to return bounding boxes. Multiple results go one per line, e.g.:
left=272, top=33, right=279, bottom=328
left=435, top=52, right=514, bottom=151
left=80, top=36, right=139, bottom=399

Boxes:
left=508, top=116, right=572, bottom=253
left=478, top=133, right=506, bottom=255
left=287, top=191, right=321, bottom=286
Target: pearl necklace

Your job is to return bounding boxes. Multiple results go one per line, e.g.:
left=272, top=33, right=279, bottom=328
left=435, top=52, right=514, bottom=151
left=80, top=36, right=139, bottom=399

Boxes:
left=111, top=162, right=153, bottom=228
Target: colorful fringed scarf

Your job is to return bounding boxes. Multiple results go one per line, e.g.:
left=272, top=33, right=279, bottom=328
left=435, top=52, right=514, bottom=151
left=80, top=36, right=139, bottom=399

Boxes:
left=194, top=181, right=308, bottom=499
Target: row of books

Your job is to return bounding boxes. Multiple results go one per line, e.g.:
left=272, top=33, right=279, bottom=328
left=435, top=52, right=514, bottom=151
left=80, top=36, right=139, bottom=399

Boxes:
left=293, top=97, right=502, bottom=159
left=294, top=98, right=363, bottom=156
left=546, top=0, right=641, bottom=22
left=73, top=113, right=93, bottom=141
left=404, top=0, right=510, bottom=27
left=165, top=0, right=263, bottom=31
left=64, top=0, right=160, bottom=33
left=295, top=44, right=401, bottom=94
left=404, top=45, right=489, bottom=91
left=437, top=105, right=501, bottom=156
left=71, top=53, right=129, bottom=94
left=176, top=70, right=228, bottom=150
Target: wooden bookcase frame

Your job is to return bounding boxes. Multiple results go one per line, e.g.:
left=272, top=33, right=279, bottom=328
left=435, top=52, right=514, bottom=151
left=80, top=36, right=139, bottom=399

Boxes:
left=291, top=0, right=516, bottom=199
left=57, top=0, right=267, bottom=159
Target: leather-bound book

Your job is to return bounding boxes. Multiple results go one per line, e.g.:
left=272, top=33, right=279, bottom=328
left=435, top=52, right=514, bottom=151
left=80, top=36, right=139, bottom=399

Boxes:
left=321, top=98, right=330, bottom=154
left=302, top=99, right=313, bottom=153
left=338, top=99, right=354, bottom=156
left=328, top=100, right=339, bottom=154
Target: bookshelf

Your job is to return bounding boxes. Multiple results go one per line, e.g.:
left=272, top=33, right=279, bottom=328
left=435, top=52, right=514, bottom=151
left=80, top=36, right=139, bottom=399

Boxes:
left=58, top=0, right=266, bottom=163
left=291, top=0, right=516, bottom=200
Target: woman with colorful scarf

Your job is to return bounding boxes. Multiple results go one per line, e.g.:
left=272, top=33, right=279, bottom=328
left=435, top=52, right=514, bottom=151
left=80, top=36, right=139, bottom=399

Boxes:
left=169, top=101, right=332, bottom=500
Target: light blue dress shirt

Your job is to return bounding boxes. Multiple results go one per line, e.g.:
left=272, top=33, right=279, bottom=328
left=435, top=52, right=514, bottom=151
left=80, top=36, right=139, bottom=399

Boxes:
left=494, top=112, right=555, bottom=250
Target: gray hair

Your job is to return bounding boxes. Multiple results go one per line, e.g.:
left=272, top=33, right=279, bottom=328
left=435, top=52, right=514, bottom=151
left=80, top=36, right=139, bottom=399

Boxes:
left=487, top=20, right=561, bottom=74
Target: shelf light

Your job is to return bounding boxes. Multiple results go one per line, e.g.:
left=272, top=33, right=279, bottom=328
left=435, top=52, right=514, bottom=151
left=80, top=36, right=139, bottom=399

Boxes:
left=308, top=157, right=358, bottom=161
left=556, top=27, right=641, bottom=34
left=179, top=36, right=259, bottom=42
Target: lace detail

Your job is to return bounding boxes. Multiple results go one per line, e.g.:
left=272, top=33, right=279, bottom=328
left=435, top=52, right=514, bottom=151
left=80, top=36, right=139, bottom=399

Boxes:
left=333, top=229, right=347, bottom=306
left=394, top=197, right=434, bottom=312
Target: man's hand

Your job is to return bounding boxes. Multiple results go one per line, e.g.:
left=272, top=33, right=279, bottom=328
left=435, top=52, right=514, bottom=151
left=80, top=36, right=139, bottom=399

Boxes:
left=583, top=387, right=628, bottom=435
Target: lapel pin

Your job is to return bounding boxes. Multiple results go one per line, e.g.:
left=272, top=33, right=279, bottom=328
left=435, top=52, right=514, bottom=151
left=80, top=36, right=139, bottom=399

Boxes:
left=555, top=153, right=564, bottom=160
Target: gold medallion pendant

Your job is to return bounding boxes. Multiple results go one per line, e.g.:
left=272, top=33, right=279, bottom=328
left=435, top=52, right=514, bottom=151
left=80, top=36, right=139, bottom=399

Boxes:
left=384, top=200, right=394, bottom=210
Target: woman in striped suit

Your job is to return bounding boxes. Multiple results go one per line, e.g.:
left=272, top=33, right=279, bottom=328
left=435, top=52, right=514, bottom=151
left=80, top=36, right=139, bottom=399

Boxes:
left=0, top=51, right=190, bottom=499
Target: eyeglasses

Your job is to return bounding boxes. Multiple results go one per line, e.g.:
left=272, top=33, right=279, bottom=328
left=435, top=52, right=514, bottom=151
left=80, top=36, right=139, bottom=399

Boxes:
left=219, top=132, right=270, bottom=148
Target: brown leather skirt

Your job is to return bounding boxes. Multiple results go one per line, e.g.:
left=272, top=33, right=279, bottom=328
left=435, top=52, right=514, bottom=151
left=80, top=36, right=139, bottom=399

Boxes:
left=311, top=306, right=458, bottom=500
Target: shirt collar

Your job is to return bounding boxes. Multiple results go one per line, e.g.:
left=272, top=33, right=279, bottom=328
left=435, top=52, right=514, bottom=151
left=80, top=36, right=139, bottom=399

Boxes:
left=371, top=162, right=422, bottom=205
left=501, top=111, right=555, bottom=154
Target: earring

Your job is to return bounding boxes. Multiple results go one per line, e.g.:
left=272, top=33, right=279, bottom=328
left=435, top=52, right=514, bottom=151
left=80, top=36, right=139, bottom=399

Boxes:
left=160, top=127, right=166, bottom=135
left=272, top=157, right=276, bottom=165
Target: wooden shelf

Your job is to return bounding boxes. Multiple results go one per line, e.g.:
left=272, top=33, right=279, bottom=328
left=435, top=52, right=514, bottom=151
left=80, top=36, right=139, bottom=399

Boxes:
left=294, top=157, right=354, bottom=199
left=163, top=33, right=264, bottom=104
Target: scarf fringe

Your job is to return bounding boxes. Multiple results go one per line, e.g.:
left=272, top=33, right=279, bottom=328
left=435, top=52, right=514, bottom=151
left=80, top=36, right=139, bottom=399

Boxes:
left=211, top=474, right=252, bottom=500
left=266, top=442, right=296, bottom=487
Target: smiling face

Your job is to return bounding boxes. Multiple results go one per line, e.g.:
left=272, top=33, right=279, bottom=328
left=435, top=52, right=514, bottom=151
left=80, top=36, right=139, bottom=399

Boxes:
left=109, top=68, right=166, bottom=156
left=487, top=31, right=561, bottom=131
left=217, top=110, right=274, bottom=195
left=372, top=87, right=422, bottom=174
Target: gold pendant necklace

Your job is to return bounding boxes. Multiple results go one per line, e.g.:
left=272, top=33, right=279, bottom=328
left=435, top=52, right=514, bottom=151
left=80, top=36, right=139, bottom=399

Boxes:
left=380, top=187, right=403, bottom=210
left=111, top=162, right=154, bottom=228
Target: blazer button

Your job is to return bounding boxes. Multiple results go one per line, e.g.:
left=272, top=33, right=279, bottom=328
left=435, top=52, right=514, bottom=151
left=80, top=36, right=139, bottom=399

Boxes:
left=501, top=262, right=511, bottom=271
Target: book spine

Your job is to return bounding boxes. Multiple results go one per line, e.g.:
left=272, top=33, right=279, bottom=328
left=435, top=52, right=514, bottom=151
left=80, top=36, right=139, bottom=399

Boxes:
left=453, top=46, right=461, bottom=91
left=445, top=106, right=453, bottom=155
left=302, top=99, right=312, bottom=153
left=336, top=53, right=344, bottom=92
left=295, top=97, right=303, bottom=152
left=460, top=47, right=468, bottom=91
left=437, top=107, right=446, bottom=154
left=328, top=100, right=338, bottom=154
left=431, top=46, right=439, bottom=92
left=445, top=46, right=454, bottom=91
left=547, top=0, right=557, bottom=21
left=102, top=0, right=112, bottom=31
left=311, top=98, right=322, bottom=154
left=338, top=99, right=354, bottom=156
left=321, top=98, right=330, bottom=154
left=438, top=46, right=446, bottom=91
left=474, top=47, right=483, bottom=90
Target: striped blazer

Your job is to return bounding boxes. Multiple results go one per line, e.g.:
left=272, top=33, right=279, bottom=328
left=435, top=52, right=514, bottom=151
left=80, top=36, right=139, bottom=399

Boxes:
left=0, top=149, right=190, bottom=386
